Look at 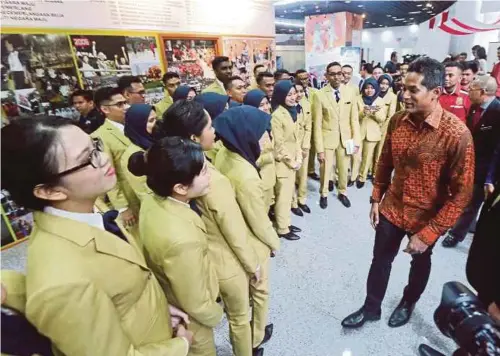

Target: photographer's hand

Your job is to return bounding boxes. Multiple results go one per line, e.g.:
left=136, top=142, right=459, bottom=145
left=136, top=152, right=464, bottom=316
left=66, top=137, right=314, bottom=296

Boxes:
left=488, top=302, right=500, bottom=323
left=403, top=235, right=428, bottom=255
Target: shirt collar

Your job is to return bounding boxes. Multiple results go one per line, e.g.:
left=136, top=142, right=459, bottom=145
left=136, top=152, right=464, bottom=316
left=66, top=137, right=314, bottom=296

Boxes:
left=44, top=206, right=105, bottom=231
left=167, top=196, right=191, bottom=208
left=480, top=96, right=495, bottom=111
left=216, top=78, right=225, bottom=91
left=443, top=85, right=460, bottom=96
left=108, top=119, right=124, bottom=133
left=403, top=103, right=443, bottom=130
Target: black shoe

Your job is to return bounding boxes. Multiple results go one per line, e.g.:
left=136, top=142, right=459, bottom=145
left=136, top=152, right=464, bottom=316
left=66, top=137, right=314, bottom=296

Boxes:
left=341, top=307, right=381, bottom=328
left=319, top=197, right=328, bottom=209
left=356, top=180, right=365, bottom=189
left=253, top=347, right=264, bottom=356
left=388, top=300, right=415, bottom=328
left=338, top=194, right=351, bottom=208
left=347, top=179, right=354, bottom=187
left=328, top=180, right=334, bottom=192
left=367, top=173, right=373, bottom=181
left=441, top=234, right=461, bottom=248
left=289, top=225, right=302, bottom=233
left=308, top=172, right=320, bottom=181
left=270, top=251, right=275, bottom=258
left=418, top=344, right=445, bottom=356
left=279, top=232, right=300, bottom=240
left=298, top=203, right=311, bottom=213
left=255, top=323, right=273, bottom=348
left=291, top=207, right=303, bottom=217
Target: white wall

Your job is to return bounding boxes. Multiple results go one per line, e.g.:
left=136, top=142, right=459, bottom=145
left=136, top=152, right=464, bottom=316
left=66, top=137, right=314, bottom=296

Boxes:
left=276, top=45, right=306, bottom=72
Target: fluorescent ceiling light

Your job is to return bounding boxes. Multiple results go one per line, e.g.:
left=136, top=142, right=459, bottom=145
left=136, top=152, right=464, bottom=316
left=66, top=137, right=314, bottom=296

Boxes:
left=275, top=20, right=305, bottom=27
left=274, top=0, right=301, bottom=5
left=358, top=4, right=364, bottom=7
left=409, top=11, right=421, bottom=14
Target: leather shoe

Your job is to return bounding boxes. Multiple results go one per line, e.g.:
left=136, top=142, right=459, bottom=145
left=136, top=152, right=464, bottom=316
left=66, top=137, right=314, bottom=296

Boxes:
left=418, top=344, right=445, bottom=356
left=341, top=307, right=381, bottom=328
left=441, top=234, right=461, bottom=248
left=291, top=207, right=303, bottom=217
left=328, top=180, right=334, bottom=192
left=347, top=179, right=354, bottom=187
left=298, top=203, right=311, bottom=213
left=279, top=232, right=300, bottom=240
left=388, top=300, right=415, bottom=328
left=319, top=197, right=328, bottom=209
left=308, top=172, right=320, bottom=181
left=253, top=347, right=264, bottom=356
left=338, top=194, right=351, bottom=208
left=356, top=180, right=365, bottom=189
left=289, top=225, right=301, bottom=233
left=255, top=323, right=273, bottom=348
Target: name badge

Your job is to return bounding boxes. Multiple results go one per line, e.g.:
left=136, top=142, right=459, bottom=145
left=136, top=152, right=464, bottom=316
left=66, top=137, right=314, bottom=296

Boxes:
left=345, top=101, right=351, bottom=104
left=456, top=97, right=463, bottom=106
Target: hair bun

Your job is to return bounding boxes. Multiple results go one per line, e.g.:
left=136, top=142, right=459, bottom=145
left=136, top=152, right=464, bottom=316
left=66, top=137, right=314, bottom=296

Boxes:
left=128, top=151, right=148, bottom=177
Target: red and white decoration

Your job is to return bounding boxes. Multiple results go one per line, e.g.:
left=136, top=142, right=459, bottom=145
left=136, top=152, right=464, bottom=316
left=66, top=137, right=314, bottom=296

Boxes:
left=429, top=10, right=500, bottom=35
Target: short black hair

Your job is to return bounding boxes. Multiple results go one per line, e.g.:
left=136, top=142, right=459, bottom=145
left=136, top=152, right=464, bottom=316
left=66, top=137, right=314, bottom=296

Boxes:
left=460, top=52, right=467, bottom=57
left=390, top=51, right=397, bottom=60
left=361, top=63, right=374, bottom=74
left=70, top=89, right=93, bottom=103
left=162, top=72, right=180, bottom=84
left=1, top=116, right=77, bottom=210
left=257, top=71, right=274, bottom=85
left=342, top=64, right=353, bottom=71
left=224, top=75, right=244, bottom=91
left=212, top=56, right=230, bottom=70
left=326, top=62, right=341, bottom=72
left=407, top=57, right=445, bottom=90
left=274, top=69, right=290, bottom=80
left=444, top=61, right=464, bottom=71
left=156, top=100, right=208, bottom=138
left=128, top=136, right=205, bottom=197
left=253, top=64, right=265, bottom=75
left=472, top=45, right=481, bottom=51
left=463, top=61, right=479, bottom=74
left=117, top=75, right=142, bottom=93
left=476, top=47, right=487, bottom=60
left=295, top=69, right=307, bottom=76
left=94, top=86, right=123, bottom=108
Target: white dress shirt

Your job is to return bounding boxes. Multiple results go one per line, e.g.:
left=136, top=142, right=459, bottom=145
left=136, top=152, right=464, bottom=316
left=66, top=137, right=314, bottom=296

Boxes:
left=44, top=206, right=104, bottom=231
left=108, top=119, right=124, bottom=134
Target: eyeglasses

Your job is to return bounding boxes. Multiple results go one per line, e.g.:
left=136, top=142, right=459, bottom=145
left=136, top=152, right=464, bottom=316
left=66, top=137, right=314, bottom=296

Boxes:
left=102, top=100, right=128, bottom=108
left=52, top=138, right=105, bottom=178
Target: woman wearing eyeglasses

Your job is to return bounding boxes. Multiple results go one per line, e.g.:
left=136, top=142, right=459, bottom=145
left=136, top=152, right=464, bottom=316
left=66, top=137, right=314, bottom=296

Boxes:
left=1, top=116, right=193, bottom=355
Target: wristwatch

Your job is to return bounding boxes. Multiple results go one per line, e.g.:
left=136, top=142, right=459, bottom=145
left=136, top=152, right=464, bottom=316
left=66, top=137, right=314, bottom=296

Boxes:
left=369, top=197, right=378, bottom=204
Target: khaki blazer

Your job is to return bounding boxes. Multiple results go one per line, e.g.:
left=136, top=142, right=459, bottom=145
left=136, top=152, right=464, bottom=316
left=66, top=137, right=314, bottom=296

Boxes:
left=202, top=81, right=226, bottom=96
left=380, top=91, right=398, bottom=134
left=92, top=120, right=140, bottom=214
left=121, top=143, right=153, bottom=203
left=154, top=92, right=173, bottom=119
left=25, top=212, right=188, bottom=356
left=271, top=105, right=302, bottom=178
left=256, top=131, right=276, bottom=191
left=196, top=161, right=259, bottom=280
left=214, top=146, right=280, bottom=258
left=139, top=195, right=223, bottom=328
left=1, top=270, right=26, bottom=313
left=298, top=96, right=313, bottom=150
left=357, top=96, right=387, bottom=142
left=312, top=84, right=360, bottom=153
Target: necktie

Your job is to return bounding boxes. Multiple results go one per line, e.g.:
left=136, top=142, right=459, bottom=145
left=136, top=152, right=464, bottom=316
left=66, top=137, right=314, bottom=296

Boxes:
left=305, top=89, right=309, bottom=99
left=189, top=200, right=202, bottom=217
left=335, top=90, right=340, bottom=103
left=472, top=107, right=484, bottom=129
left=102, top=210, right=128, bottom=242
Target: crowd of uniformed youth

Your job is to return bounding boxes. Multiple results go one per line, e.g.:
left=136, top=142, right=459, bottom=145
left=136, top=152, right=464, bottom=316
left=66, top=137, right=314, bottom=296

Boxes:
left=2, top=55, right=416, bottom=356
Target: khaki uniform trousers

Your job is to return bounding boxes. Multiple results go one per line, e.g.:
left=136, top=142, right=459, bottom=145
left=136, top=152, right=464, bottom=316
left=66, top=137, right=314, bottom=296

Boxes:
left=308, top=145, right=316, bottom=174
left=319, top=146, right=350, bottom=196
left=372, top=131, right=388, bottom=177
left=274, top=170, right=296, bottom=235
left=250, top=247, right=271, bottom=348
left=263, top=188, right=275, bottom=211
left=187, top=319, right=216, bottom=356
left=357, top=140, right=379, bottom=182
left=219, top=270, right=252, bottom=356
left=292, top=149, right=310, bottom=208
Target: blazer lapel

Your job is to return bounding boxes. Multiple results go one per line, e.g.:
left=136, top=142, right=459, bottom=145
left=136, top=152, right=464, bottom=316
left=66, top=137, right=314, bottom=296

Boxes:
left=156, top=196, right=207, bottom=233
left=104, top=120, right=131, bottom=147
left=324, top=86, right=339, bottom=112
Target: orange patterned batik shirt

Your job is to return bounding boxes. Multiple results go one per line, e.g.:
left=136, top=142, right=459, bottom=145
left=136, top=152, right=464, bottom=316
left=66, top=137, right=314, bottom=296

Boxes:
left=372, top=104, right=475, bottom=245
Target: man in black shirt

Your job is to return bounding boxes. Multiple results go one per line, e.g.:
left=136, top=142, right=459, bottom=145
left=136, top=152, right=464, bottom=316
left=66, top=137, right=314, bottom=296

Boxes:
left=384, top=51, right=399, bottom=75
left=71, top=89, right=105, bottom=134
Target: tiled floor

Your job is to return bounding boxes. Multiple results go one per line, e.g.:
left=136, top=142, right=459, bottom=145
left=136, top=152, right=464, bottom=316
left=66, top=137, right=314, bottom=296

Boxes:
left=2, top=179, right=469, bottom=355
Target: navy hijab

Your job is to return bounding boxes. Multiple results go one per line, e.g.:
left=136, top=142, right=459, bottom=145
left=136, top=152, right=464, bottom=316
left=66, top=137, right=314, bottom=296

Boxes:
left=377, top=74, right=393, bottom=99
left=244, top=89, right=267, bottom=108
left=195, top=92, right=229, bottom=121
left=172, top=85, right=195, bottom=102
left=271, top=80, right=298, bottom=122
left=213, top=105, right=271, bottom=170
left=361, top=77, right=380, bottom=106
left=124, top=104, right=155, bottom=150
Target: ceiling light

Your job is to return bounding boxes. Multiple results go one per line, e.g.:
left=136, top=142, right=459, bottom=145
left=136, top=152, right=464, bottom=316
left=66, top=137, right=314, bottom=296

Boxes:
left=379, top=24, right=383, bottom=27
left=284, top=10, right=287, bottom=13
left=426, top=2, right=432, bottom=7
left=358, top=4, right=364, bottom=7
left=316, top=9, right=320, bottom=12
left=362, top=14, right=366, bottom=18
left=410, top=17, right=414, bottom=20
left=417, top=3, right=423, bottom=7
left=345, top=0, right=351, bottom=3
left=387, top=14, right=392, bottom=17
left=315, top=5, right=319, bottom=8
left=279, top=15, right=284, bottom=17
left=409, top=11, right=421, bottom=14
left=409, top=24, right=419, bottom=33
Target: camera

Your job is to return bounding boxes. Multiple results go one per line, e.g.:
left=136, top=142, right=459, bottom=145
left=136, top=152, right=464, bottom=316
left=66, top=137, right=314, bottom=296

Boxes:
left=420, top=281, right=500, bottom=356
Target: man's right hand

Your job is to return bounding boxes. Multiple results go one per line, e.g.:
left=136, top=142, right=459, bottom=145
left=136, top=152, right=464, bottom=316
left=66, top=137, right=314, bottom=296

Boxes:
left=175, top=324, right=194, bottom=346
left=369, top=202, right=380, bottom=229
left=120, top=208, right=137, bottom=227
left=484, top=183, right=495, bottom=200
left=317, top=152, right=325, bottom=163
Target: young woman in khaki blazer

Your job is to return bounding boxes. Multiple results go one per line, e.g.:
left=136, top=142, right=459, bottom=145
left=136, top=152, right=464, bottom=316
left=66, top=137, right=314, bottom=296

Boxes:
left=152, top=101, right=264, bottom=356
left=1, top=116, right=192, bottom=356
left=130, top=136, right=223, bottom=356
